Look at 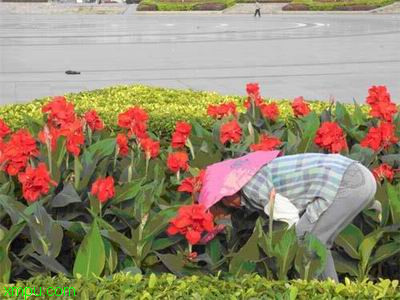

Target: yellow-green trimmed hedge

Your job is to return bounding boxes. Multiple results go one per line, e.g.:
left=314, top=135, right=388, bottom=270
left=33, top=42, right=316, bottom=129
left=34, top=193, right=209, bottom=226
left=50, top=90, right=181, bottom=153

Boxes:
left=1, top=273, right=399, bottom=299
left=0, top=84, right=373, bottom=136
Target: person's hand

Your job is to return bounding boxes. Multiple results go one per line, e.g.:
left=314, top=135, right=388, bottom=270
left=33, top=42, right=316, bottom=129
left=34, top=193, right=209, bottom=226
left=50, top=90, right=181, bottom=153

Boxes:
left=270, top=188, right=276, bottom=203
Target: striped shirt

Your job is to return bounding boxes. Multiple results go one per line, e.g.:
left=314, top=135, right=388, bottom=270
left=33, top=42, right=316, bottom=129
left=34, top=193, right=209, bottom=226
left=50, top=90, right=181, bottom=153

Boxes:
left=240, top=153, right=358, bottom=223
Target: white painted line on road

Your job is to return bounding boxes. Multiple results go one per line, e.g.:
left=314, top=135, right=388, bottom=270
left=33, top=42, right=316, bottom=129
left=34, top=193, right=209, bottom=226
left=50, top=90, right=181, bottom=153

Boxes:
left=219, top=23, right=229, bottom=27
left=314, top=23, right=326, bottom=27
left=164, top=24, right=175, bottom=27
left=295, top=23, right=307, bottom=27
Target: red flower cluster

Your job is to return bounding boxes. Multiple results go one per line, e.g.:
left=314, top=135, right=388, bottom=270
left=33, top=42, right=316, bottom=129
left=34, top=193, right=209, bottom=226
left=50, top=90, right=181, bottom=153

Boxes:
left=220, top=120, right=242, bottom=145
left=116, top=134, right=129, bottom=156
left=117, top=107, right=149, bottom=140
left=140, top=137, right=160, bottom=159
left=84, top=110, right=104, bottom=132
left=250, top=134, right=282, bottom=152
left=244, top=83, right=263, bottom=109
left=372, top=163, right=395, bottom=183
left=291, top=96, right=311, bottom=117
left=171, top=121, right=192, bottom=149
left=207, top=102, right=237, bottom=119
left=0, top=119, right=11, bottom=140
left=91, top=176, right=115, bottom=203
left=166, top=204, right=215, bottom=245
left=360, top=122, right=398, bottom=152
left=18, top=163, right=56, bottom=203
left=0, top=130, right=39, bottom=176
left=167, top=152, right=189, bottom=173
left=314, top=122, right=348, bottom=153
left=178, top=170, right=206, bottom=195
left=42, top=96, right=76, bottom=128
left=41, top=97, right=85, bottom=156
left=366, top=86, right=398, bottom=123
left=259, top=102, right=280, bottom=122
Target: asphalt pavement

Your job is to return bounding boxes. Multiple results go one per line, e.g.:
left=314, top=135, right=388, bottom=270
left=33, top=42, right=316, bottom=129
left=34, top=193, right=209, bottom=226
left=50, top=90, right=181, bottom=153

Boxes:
left=0, top=8, right=399, bottom=104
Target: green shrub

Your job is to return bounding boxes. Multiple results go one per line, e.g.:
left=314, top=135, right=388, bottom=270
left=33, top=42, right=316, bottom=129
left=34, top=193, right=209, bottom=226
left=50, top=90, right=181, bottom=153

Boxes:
left=1, top=273, right=399, bottom=299
left=0, top=84, right=372, bottom=136
left=137, top=0, right=235, bottom=11
left=288, top=0, right=394, bottom=10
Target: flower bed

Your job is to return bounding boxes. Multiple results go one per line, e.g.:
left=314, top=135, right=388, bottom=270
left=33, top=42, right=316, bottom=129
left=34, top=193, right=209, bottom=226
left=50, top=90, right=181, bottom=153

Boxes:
left=283, top=0, right=393, bottom=10
left=0, top=83, right=399, bottom=284
left=0, top=85, right=375, bottom=137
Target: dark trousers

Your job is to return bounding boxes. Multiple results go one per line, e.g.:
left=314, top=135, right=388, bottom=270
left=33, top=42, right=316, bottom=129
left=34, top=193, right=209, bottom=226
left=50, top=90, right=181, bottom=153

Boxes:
left=254, top=8, right=261, bottom=17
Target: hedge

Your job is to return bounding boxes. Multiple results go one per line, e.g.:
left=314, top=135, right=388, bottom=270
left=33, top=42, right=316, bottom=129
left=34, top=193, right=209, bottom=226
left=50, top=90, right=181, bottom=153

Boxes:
left=285, top=0, right=394, bottom=10
left=137, top=0, right=236, bottom=11
left=1, top=273, right=399, bottom=299
left=0, top=84, right=373, bottom=136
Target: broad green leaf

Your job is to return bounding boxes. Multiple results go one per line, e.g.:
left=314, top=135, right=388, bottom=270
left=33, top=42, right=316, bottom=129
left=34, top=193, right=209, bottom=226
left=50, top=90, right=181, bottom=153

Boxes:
left=86, top=138, right=116, bottom=158
left=30, top=253, right=70, bottom=275
left=29, top=205, right=63, bottom=257
left=273, top=226, right=298, bottom=280
left=376, top=182, right=390, bottom=226
left=152, top=236, right=182, bottom=251
left=352, top=98, right=365, bottom=126
left=335, top=102, right=352, bottom=128
left=229, top=219, right=260, bottom=276
left=103, top=238, right=118, bottom=274
left=73, top=219, right=105, bottom=279
left=332, top=251, right=358, bottom=277
left=334, top=224, right=363, bottom=260
left=301, top=111, right=320, bottom=140
left=112, top=179, right=144, bottom=205
left=387, top=183, right=400, bottom=225
left=370, top=242, right=400, bottom=266
left=207, top=238, right=222, bottom=265
left=156, top=252, right=184, bottom=276
left=0, top=222, right=25, bottom=283
left=52, top=183, right=82, bottom=208
left=295, top=233, right=327, bottom=280
left=359, top=229, right=385, bottom=276
left=101, top=230, right=137, bottom=257
left=0, top=195, right=29, bottom=225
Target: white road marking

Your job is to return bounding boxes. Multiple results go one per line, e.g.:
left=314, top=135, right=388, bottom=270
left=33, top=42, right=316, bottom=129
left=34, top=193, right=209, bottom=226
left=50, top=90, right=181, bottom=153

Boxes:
left=219, top=23, right=229, bottom=27
left=295, top=23, right=307, bottom=27
left=165, top=24, right=175, bottom=27
left=314, top=23, right=326, bottom=27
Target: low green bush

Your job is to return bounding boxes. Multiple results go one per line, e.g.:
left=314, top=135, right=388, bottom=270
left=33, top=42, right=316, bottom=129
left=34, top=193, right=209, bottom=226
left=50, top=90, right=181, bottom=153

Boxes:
left=0, top=84, right=371, bottom=136
left=1, top=273, right=399, bottom=299
left=287, top=0, right=393, bottom=10
left=137, top=0, right=235, bottom=11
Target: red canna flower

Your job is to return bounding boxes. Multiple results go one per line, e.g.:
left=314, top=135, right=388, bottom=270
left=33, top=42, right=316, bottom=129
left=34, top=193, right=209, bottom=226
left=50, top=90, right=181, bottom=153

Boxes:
left=314, top=122, right=348, bottom=153
left=140, top=137, right=160, bottom=159
left=84, top=110, right=104, bottom=132
left=207, top=102, right=237, bottom=119
left=260, top=102, right=280, bottom=122
left=116, top=134, right=129, bottom=156
left=187, top=252, right=198, bottom=260
left=1, top=129, right=39, bottom=176
left=117, top=107, right=148, bottom=139
left=250, top=134, right=282, bottom=152
left=0, top=119, right=11, bottom=139
left=292, top=96, right=311, bottom=117
left=91, top=176, right=115, bottom=204
left=246, top=83, right=260, bottom=96
left=175, top=121, right=192, bottom=137
left=167, top=152, right=189, bottom=173
left=220, top=120, right=242, bottom=145
left=59, top=119, right=85, bottom=157
left=368, top=101, right=398, bottom=123
left=18, top=163, right=57, bottom=203
left=372, top=163, right=394, bottom=183
left=171, top=132, right=187, bottom=149
left=366, top=86, right=391, bottom=106
left=166, top=204, right=215, bottom=245
left=360, top=121, right=398, bottom=152
left=178, top=169, right=206, bottom=194
left=42, top=96, right=76, bottom=128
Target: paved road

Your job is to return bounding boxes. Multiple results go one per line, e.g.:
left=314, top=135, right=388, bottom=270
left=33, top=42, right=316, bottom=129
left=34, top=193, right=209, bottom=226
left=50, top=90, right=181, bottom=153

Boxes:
left=0, top=11, right=399, bottom=104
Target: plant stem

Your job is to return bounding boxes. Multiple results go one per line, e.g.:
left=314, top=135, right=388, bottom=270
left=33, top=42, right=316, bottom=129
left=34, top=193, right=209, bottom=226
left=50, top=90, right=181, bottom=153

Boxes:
left=128, top=149, right=134, bottom=182
left=74, top=155, right=80, bottom=190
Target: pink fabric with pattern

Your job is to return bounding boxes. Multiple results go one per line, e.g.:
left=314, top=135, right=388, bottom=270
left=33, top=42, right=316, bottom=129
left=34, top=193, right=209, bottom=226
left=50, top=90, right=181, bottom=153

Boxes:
left=198, top=150, right=282, bottom=209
